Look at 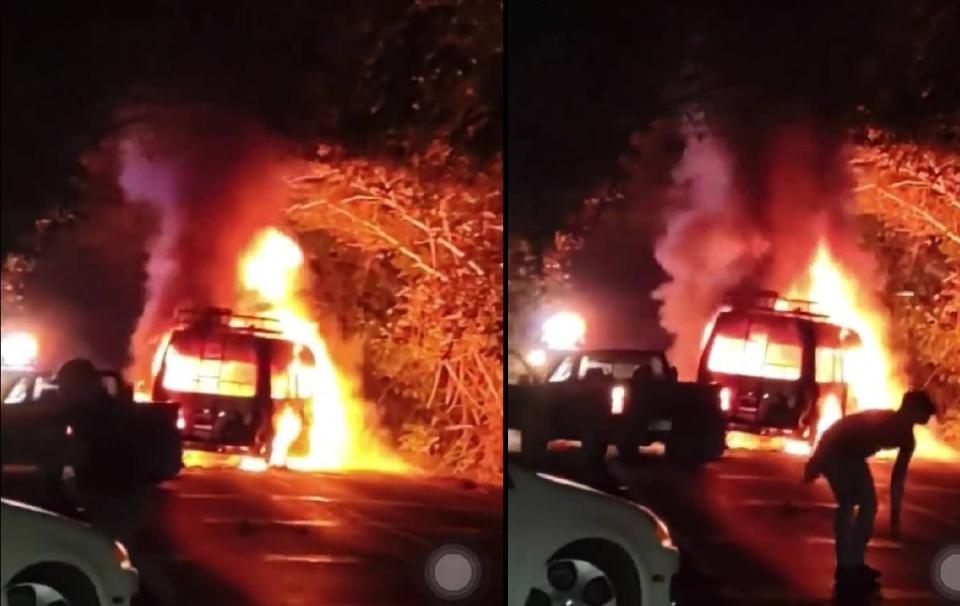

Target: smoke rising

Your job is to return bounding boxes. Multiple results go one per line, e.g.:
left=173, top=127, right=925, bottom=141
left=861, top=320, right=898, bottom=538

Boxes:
left=117, top=106, right=294, bottom=381
left=653, top=115, right=891, bottom=379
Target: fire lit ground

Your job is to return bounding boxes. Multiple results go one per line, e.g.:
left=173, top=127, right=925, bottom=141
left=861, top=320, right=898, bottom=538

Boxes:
left=1, top=225, right=504, bottom=604
left=526, top=443, right=959, bottom=605
left=519, top=218, right=960, bottom=602
left=1, top=464, right=502, bottom=605
left=117, top=227, right=503, bottom=602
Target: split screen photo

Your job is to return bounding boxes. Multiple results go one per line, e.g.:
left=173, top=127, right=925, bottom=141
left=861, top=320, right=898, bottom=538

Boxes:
left=2, top=1, right=958, bottom=605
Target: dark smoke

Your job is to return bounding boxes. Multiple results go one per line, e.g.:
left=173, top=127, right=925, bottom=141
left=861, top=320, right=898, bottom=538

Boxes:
left=117, top=106, right=295, bottom=381
left=13, top=140, right=151, bottom=369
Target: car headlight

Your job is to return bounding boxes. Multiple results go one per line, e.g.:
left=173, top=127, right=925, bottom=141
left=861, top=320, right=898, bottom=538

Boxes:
left=113, top=540, right=133, bottom=569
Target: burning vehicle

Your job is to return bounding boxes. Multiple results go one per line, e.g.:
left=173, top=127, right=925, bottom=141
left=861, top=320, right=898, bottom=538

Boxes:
left=150, top=306, right=314, bottom=462
left=698, top=290, right=861, bottom=445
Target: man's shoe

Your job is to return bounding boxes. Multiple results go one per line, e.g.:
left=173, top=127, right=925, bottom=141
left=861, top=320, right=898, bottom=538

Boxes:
left=836, top=567, right=879, bottom=589
left=858, top=564, right=881, bottom=580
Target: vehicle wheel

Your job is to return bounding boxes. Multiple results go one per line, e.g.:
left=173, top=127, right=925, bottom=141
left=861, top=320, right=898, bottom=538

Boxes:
left=701, top=417, right=726, bottom=462
left=527, top=540, right=641, bottom=606
left=520, top=423, right=548, bottom=463
left=664, top=430, right=692, bottom=463
left=580, top=436, right=608, bottom=469
left=615, top=440, right=640, bottom=462
left=8, top=563, right=100, bottom=606
left=667, top=418, right=724, bottom=465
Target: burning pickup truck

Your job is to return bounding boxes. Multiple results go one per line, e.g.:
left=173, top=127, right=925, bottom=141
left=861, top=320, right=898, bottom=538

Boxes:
left=149, top=307, right=315, bottom=463
left=698, top=291, right=862, bottom=445
left=507, top=348, right=726, bottom=466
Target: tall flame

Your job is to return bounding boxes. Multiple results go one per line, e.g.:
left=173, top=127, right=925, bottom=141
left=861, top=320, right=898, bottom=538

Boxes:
left=785, top=241, right=905, bottom=411
left=780, top=240, right=957, bottom=461
left=238, top=228, right=407, bottom=472
left=163, top=227, right=410, bottom=473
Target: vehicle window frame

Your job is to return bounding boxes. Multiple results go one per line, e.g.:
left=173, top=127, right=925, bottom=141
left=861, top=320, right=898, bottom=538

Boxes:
left=3, top=376, right=30, bottom=404
left=547, top=355, right=575, bottom=383
left=162, top=329, right=259, bottom=398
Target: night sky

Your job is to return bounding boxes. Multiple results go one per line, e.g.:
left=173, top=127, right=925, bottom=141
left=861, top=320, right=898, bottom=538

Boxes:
left=1, top=0, right=500, bottom=366
left=2, top=0, right=499, bottom=256
left=507, top=0, right=958, bottom=349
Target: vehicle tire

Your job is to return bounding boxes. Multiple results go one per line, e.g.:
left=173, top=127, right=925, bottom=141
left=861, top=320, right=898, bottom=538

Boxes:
left=531, top=539, right=641, bottom=606
left=664, top=429, right=692, bottom=463
left=701, top=415, right=726, bottom=462
left=615, top=440, right=640, bottom=462
left=667, top=413, right=725, bottom=465
left=520, top=423, right=548, bottom=463
left=580, top=436, right=608, bottom=469
left=9, top=563, right=100, bottom=606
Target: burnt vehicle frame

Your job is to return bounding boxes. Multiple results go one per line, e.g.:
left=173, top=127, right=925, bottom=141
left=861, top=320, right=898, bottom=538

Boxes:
left=507, top=348, right=726, bottom=467
left=151, top=307, right=315, bottom=459
left=697, top=291, right=862, bottom=443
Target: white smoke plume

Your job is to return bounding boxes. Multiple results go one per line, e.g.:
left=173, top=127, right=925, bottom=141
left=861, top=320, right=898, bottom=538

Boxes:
left=652, top=115, right=891, bottom=380
left=115, top=106, right=293, bottom=383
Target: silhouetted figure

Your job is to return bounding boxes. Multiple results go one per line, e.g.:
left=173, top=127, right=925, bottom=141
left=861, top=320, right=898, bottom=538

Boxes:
left=55, top=358, right=176, bottom=606
left=803, top=390, right=936, bottom=597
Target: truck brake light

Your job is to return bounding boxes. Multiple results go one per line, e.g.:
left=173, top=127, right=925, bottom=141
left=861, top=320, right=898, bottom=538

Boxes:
left=719, top=387, right=732, bottom=412
left=611, top=385, right=626, bottom=414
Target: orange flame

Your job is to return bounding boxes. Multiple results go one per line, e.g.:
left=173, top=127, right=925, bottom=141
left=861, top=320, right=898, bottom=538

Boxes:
left=156, top=227, right=412, bottom=473
left=779, top=241, right=957, bottom=461
left=236, top=228, right=409, bottom=473
left=785, top=242, right=903, bottom=412
left=268, top=405, right=303, bottom=467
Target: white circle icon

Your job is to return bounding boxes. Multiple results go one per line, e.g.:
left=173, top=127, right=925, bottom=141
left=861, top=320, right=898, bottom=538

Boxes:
left=932, top=545, right=960, bottom=600
left=425, top=544, right=482, bottom=600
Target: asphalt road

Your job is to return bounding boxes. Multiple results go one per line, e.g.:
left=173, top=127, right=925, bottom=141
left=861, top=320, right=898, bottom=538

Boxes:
left=2, top=464, right=503, bottom=606
left=529, top=442, right=960, bottom=605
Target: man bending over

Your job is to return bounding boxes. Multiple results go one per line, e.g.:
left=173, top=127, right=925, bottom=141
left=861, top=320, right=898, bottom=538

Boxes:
left=803, top=390, right=936, bottom=590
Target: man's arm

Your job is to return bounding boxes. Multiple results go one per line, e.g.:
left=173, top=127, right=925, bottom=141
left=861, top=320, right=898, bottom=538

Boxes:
left=890, top=433, right=916, bottom=538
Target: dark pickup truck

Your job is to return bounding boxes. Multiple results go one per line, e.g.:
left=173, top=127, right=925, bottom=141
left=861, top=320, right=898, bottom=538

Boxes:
left=1, top=368, right=183, bottom=483
left=507, top=349, right=726, bottom=466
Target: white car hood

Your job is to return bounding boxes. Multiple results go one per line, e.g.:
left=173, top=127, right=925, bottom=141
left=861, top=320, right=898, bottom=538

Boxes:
left=1, top=498, right=117, bottom=579
left=509, top=465, right=666, bottom=543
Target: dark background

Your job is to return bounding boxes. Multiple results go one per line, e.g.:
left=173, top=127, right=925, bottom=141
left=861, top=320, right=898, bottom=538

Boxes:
left=2, top=0, right=501, bottom=256
left=506, top=0, right=959, bottom=348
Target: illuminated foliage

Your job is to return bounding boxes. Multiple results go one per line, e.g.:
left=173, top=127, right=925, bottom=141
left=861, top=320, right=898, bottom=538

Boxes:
left=287, top=143, right=502, bottom=481
left=851, top=131, right=960, bottom=441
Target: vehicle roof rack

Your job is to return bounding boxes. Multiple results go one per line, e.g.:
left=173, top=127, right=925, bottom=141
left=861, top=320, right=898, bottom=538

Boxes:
left=722, top=290, right=829, bottom=319
left=175, top=307, right=284, bottom=335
